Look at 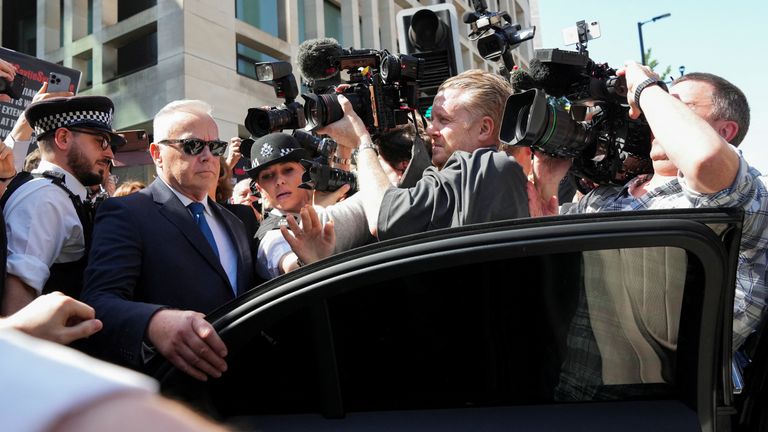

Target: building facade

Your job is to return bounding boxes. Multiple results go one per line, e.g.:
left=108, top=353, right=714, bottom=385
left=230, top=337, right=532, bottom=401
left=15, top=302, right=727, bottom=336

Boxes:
left=1, top=0, right=538, bottom=177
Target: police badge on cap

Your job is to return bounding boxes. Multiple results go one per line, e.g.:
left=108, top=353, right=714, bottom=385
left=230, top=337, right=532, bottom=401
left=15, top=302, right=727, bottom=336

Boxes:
left=24, top=95, right=126, bottom=147
left=245, top=132, right=309, bottom=179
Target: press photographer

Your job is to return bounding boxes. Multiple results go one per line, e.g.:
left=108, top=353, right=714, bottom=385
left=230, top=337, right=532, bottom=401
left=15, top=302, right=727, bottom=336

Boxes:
left=317, top=68, right=529, bottom=240
left=528, top=60, right=768, bottom=354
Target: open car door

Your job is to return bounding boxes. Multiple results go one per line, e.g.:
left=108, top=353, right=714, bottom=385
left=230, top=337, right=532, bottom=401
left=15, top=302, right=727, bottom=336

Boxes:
left=156, top=209, right=745, bottom=432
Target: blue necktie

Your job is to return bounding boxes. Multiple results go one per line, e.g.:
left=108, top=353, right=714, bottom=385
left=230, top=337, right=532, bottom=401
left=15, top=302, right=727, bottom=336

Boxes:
left=188, top=202, right=219, bottom=257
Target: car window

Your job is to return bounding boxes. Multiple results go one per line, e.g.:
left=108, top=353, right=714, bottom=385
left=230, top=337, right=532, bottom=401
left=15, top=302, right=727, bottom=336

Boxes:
left=201, top=245, right=702, bottom=418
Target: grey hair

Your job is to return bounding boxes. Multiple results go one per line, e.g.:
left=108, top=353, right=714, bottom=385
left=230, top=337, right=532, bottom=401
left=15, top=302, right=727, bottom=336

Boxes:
left=152, top=99, right=214, bottom=141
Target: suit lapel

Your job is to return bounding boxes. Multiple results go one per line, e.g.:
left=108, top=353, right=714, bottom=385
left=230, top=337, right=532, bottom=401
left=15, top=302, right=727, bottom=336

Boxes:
left=149, top=180, right=232, bottom=290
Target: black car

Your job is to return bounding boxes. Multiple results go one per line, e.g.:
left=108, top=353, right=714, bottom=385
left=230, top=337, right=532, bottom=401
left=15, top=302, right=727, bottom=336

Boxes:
left=155, top=208, right=768, bottom=431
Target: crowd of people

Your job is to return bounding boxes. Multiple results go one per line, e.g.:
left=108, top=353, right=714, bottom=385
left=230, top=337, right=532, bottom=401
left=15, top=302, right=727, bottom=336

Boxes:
left=1, top=49, right=767, bottom=430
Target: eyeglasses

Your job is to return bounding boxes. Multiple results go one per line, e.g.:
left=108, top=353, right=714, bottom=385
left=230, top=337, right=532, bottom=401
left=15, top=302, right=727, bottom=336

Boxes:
left=66, top=128, right=112, bottom=151
left=157, top=138, right=228, bottom=156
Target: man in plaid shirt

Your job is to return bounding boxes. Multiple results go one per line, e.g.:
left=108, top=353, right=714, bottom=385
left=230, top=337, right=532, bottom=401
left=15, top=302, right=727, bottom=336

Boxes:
left=532, top=62, right=767, bottom=398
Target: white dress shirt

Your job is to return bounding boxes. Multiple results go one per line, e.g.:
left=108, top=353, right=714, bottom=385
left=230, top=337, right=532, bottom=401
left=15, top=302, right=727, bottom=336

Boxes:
left=160, top=178, right=239, bottom=294
left=4, top=160, right=88, bottom=292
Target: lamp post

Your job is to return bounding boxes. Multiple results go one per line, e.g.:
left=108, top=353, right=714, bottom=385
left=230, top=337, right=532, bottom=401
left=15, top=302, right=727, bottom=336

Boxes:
left=638, top=13, right=671, bottom=65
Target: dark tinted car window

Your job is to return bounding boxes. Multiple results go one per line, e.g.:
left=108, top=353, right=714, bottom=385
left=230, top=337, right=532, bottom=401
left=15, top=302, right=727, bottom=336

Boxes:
left=197, top=245, right=699, bottom=419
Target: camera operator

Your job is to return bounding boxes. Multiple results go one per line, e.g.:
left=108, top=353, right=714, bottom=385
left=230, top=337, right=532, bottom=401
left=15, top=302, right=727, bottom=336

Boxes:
left=531, top=61, right=768, bottom=352
left=318, top=69, right=529, bottom=240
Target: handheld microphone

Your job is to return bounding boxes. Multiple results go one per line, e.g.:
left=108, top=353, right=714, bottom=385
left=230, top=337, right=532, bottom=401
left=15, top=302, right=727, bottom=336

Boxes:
left=297, top=38, right=344, bottom=81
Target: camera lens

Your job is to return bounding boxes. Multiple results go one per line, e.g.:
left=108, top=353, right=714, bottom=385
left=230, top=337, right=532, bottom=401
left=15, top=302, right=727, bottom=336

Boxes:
left=303, top=93, right=343, bottom=130
left=500, top=88, right=589, bottom=158
left=244, top=106, right=299, bottom=138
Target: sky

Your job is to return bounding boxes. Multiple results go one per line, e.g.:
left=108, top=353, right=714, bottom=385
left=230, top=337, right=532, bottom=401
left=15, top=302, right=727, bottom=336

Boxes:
left=536, top=0, right=768, bottom=173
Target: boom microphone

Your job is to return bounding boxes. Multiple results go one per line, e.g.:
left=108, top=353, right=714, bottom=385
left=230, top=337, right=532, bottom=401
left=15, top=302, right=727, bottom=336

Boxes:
left=509, top=69, right=537, bottom=92
left=297, top=38, right=344, bottom=81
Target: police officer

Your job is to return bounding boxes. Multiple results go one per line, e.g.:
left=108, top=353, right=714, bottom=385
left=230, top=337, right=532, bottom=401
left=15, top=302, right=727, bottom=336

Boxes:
left=2, top=96, right=125, bottom=314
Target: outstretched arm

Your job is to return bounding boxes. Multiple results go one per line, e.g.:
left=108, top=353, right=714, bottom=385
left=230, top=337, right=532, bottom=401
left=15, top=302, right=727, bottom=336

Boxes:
left=317, top=96, right=393, bottom=236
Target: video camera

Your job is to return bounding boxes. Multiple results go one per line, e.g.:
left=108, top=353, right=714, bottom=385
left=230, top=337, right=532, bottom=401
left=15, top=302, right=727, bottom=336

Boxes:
left=464, top=0, right=535, bottom=80
left=297, top=38, right=425, bottom=136
left=500, top=21, right=652, bottom=188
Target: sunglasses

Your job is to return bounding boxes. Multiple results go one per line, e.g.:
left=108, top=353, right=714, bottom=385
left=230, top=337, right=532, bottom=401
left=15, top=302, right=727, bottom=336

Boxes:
left=66, top=128, right=112, bottom=151
left=157, top=138, right=228, bottom=156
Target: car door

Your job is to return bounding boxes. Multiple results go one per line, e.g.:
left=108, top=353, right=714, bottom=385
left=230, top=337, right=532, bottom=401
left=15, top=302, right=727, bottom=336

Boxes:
left=155, top=208, right=744, bottom=432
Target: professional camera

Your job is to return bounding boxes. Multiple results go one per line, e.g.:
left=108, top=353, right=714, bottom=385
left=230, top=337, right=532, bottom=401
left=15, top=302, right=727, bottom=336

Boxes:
left=500, top=24, right=652, bottom=187
left=244, top=61, right=306, bottom=138
left=292, top=129, right=358, bottom=193
left=297, top=38, right=425, bottom=136
left=464, top=0, right=535, bottom=80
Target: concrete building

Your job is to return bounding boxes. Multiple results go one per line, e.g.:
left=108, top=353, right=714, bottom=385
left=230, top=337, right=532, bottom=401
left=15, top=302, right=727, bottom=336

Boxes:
left=1, top=0, right=538, bottom=181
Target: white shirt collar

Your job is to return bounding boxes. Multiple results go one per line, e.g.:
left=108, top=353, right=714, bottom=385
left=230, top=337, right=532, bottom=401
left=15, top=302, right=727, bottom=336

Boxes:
left=158, top=176, right=212, bottom=216
left=33, top=160, right=89, bottom=201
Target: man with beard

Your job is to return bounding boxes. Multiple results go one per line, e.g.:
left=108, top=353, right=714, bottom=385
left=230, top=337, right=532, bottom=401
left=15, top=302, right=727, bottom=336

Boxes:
left=1, top=96, right=124, bottom=314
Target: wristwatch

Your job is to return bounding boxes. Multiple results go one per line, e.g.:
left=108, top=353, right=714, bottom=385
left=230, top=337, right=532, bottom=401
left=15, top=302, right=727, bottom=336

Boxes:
left=358, top=141, right=378, bottom=154
left=633, top=78, right=669, bottom=109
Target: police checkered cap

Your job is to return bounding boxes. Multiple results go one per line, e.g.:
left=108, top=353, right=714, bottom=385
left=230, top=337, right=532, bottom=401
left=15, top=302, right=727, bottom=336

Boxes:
left=32, top=109, right=114, bottom=136
left=245, top=132, right=309, bottom=179
left=24, top=95, right=125, bottom=146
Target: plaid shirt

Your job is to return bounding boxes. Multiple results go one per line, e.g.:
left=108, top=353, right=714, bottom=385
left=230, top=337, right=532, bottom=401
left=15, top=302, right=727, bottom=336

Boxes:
left=562, top=155, right=768, bottom=350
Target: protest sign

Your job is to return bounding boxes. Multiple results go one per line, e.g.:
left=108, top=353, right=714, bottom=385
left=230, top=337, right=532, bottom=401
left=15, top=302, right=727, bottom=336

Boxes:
left=0, top=47, right=82, bottom=140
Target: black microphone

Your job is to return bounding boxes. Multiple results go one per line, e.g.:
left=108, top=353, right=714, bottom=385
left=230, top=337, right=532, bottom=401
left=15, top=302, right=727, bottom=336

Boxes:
left=527, top=58, right=579, bottom=98
left=509, top=68, right=537, bottom=92
left=297, top=38, right=344, bottom=81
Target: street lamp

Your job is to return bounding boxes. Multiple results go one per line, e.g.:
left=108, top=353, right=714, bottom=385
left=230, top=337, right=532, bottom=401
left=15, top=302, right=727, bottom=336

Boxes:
left=637, top=13, right=671, bottom=65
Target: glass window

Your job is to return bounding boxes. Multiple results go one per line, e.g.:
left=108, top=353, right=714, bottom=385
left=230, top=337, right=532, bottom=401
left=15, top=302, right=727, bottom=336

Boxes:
left=236, top=42, right=279, bottom=80
left=1, top=0, right=36, bottom=55
left=193, top=245, right=698, bottom=418
left=87, top=0, right=93, bottom=35
left=117, top=0, right=156, bottom=21
left=236, top=0, right=279, bottom=39
left=114, top=32, right=158, bottom=79
left=297, top=0, right=306, bottom=42
left=323, top=0, right=341, bottom=42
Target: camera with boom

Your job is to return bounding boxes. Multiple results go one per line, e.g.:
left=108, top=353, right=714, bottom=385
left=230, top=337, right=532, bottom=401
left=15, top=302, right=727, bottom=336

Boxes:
left=500, top=20, right=652, bottom=187
left=296, top=38, right=425, bottom=137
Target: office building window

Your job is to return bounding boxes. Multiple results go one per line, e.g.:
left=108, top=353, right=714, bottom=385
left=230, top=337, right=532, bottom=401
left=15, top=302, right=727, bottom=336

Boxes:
left=114, top=32, right=158, bottom=79
left=236, top=42, right=279, bottom=80
left=298, top=0, right=306, bottom=42
left=2, top=1, right=36, bottom=55
left=324, top=0, right=341, bottom=42
left=236, top=0, right=280, bottom=39
left=118, top=0, right=157, bottom=21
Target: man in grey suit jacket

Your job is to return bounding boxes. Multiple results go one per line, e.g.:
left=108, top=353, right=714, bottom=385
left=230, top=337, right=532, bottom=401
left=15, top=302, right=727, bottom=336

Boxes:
left=82, top=100, right=255, bottom=381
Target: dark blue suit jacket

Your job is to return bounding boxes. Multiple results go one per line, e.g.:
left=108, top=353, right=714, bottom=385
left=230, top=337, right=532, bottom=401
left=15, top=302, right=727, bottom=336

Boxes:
left=81, top=179, right=255, bottom=369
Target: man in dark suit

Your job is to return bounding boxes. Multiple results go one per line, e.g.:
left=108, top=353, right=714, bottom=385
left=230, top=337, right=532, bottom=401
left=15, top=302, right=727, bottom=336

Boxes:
left=81, top=100, right=254, bottom=381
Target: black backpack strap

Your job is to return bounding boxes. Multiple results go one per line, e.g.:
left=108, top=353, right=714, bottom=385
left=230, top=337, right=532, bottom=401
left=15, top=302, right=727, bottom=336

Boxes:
left=1, top=170, right=98, bottom=254
left=0, top=171, right=35, bottom=209
left=41, top=171, right=98, bottom=255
